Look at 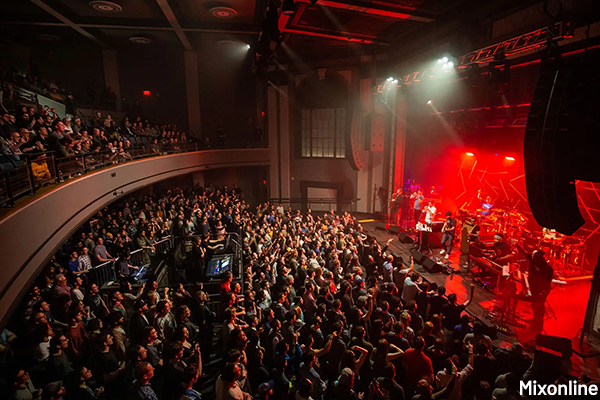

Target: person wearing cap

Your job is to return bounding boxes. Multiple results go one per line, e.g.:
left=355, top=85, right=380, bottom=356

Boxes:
left=256, top=380, right=274, bottom=399
left=44, top=381, right=65, bottom=400
left=327, top=368, right=358, bottom=400
left=491, top=233, right=513, bottom=266
left=439, top=211, right=457, bottom=259
left=130, top=299, right=150, bottom=345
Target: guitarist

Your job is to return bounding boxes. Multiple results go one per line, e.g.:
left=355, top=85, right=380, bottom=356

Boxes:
left=439, top=211, right=457, bottom=259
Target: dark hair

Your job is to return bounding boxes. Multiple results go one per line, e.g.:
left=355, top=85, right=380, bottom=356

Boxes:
left=133, top=362, right=151, bottom=381
left=414, top=336, right=425, bottom=351
left=298, top=379, right=313, bottom=397
left=182, top=365, right=198, bottom=384
left=221, top=363, right=238, bottom=382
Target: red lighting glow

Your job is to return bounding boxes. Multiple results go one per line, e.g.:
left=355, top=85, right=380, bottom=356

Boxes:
left=466, top=152, right=474, bottom=156
left=143, top=91, right=151, bottom=96
left=505, top=156, right=515, bottom=161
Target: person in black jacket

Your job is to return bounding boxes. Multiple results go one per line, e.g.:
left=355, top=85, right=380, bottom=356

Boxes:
left=129, top=300, right=150, bottom=345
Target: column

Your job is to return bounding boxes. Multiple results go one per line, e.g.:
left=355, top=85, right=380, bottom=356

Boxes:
left=102, top=49, right=121, bottom=111
left=278, top=85, right=290, bottom=200
left=184, top=51, right=201, bottom=136
left=267, top=86, right=280, bottom=199
left=393, top=98, right=407, bottom=192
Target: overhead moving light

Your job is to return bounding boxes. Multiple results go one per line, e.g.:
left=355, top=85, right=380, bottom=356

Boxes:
left=426, top=100, right=433, bottom=106
left=505, top=156, right=515, bottom=161
left=246, top=44, right=251, bottom=49
left=282, top=0, right=296, bottom=15
left=466, top=152, right=474, bottom=156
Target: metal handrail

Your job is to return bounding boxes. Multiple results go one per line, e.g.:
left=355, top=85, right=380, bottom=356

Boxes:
left=89, top=237, right=174, bottom=287
left=1, top=142, right=208, bottom=207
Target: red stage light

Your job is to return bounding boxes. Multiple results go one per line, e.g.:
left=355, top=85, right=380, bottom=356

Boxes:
left=466, top=152, right=474, bottom=156
left=505, top=156, right=515, bottom=161
left=143, top=91, right=151, bottom=96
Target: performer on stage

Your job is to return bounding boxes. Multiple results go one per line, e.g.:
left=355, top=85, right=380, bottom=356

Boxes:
left=411, top=189, right=424, bottom=228
left=440, top=211, right=457, bottom=259
left=424, top=200, right=437, bottom=226
left=477, top=189, right=494, bottom=216
left=491, top=233, right=513, bottom=266
left=391, top=189, right=402, bottom=225
left=525, top=249, right=554, bottom=333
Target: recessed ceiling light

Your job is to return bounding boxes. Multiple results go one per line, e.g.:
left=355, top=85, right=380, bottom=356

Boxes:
left=89, top=1, right=123, bottom=13
left=217, top=40, right=237, bottom=47
left=36, top=33, right=60, bottom=42
left=129, top=36, right=153, bottom=44
left=210, top=6, right=237, bottom=19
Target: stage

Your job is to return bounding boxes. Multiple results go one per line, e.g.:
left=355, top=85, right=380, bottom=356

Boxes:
left=363, top=221, right=599, bottom=378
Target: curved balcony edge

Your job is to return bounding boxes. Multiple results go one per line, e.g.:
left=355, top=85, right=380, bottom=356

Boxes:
left=0, top=148, right=270, bottom=326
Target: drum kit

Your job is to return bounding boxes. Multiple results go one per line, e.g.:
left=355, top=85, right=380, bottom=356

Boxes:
left=457, top=207, right=587, bottom=276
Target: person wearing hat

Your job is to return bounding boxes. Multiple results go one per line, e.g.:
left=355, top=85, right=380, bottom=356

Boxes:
left=439, top=211, right=457, bottom=259
left=327, top=368, right=358, bottom=400
left=129, top=299, right=150, bottom=345
left=491, top=233, right=513, bottom=266
left=256, top=380, right=274, bottom=399
left=44, top=381, right=65, bottom=400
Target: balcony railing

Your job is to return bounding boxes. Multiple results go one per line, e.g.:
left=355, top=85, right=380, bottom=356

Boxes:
left=0, top=142, right=206, bottom=207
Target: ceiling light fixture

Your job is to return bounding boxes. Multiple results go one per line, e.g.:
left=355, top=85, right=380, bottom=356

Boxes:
left=282, top=0, right=296, bottom=15
left=89, top=1, right=123, bottom=13
left=210, top=6, right=238, bottom=19
left=129, top=36, right=153, bottom=44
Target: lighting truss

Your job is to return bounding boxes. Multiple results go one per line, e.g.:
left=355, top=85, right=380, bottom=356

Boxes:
left=458, top=21, right=573, bottom=68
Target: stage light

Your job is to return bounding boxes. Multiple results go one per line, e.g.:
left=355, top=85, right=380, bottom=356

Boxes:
left=442, top=57, right=448, bottom=63
left=447, top=61, right=454, bottom=67
left=393, top=79, right=398, bottom=83
left=246, top=44, right=251, bottom=49
left=282, top=0, right=296, bottom=15
left=505, top=156, right=515, bottom=161
left=438, top=59, right=443, bottom=63
left=466, top=152, right=474, bottom=156
left=426, top=100, right=433, bottom=106
left=387, top=77, right=394, bottom=81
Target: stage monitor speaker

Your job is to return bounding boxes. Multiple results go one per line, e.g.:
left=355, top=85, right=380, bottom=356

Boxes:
left=410, top=250, right=426, bottom=265
left=535, top=334, right=573, bottom=359
left=422, top=257, right=444, bottom=274
left=524, top=48, right=600, bottom=235
left=375, top=222, right=387, bottom=231
left=398, top=232, right=414, bottom=244
left=389, top=225, right=401, bottom=234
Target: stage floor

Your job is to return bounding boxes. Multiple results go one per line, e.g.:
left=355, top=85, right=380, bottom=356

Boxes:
left=363, top=223, right=597, bottom=377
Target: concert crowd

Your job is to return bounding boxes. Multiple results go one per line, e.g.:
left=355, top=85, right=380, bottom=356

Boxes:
left=3, top=181, right=572, bottom=400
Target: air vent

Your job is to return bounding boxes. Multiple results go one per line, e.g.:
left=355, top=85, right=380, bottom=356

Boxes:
left=210, top=6, right=237, bottom=19
left=89, top=1, right=123, bottom=13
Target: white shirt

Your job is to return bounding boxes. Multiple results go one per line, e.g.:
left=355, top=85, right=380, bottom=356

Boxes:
left=425, top=206, right=437, bottom=224
left=402, top=277, right=419, bottom=303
